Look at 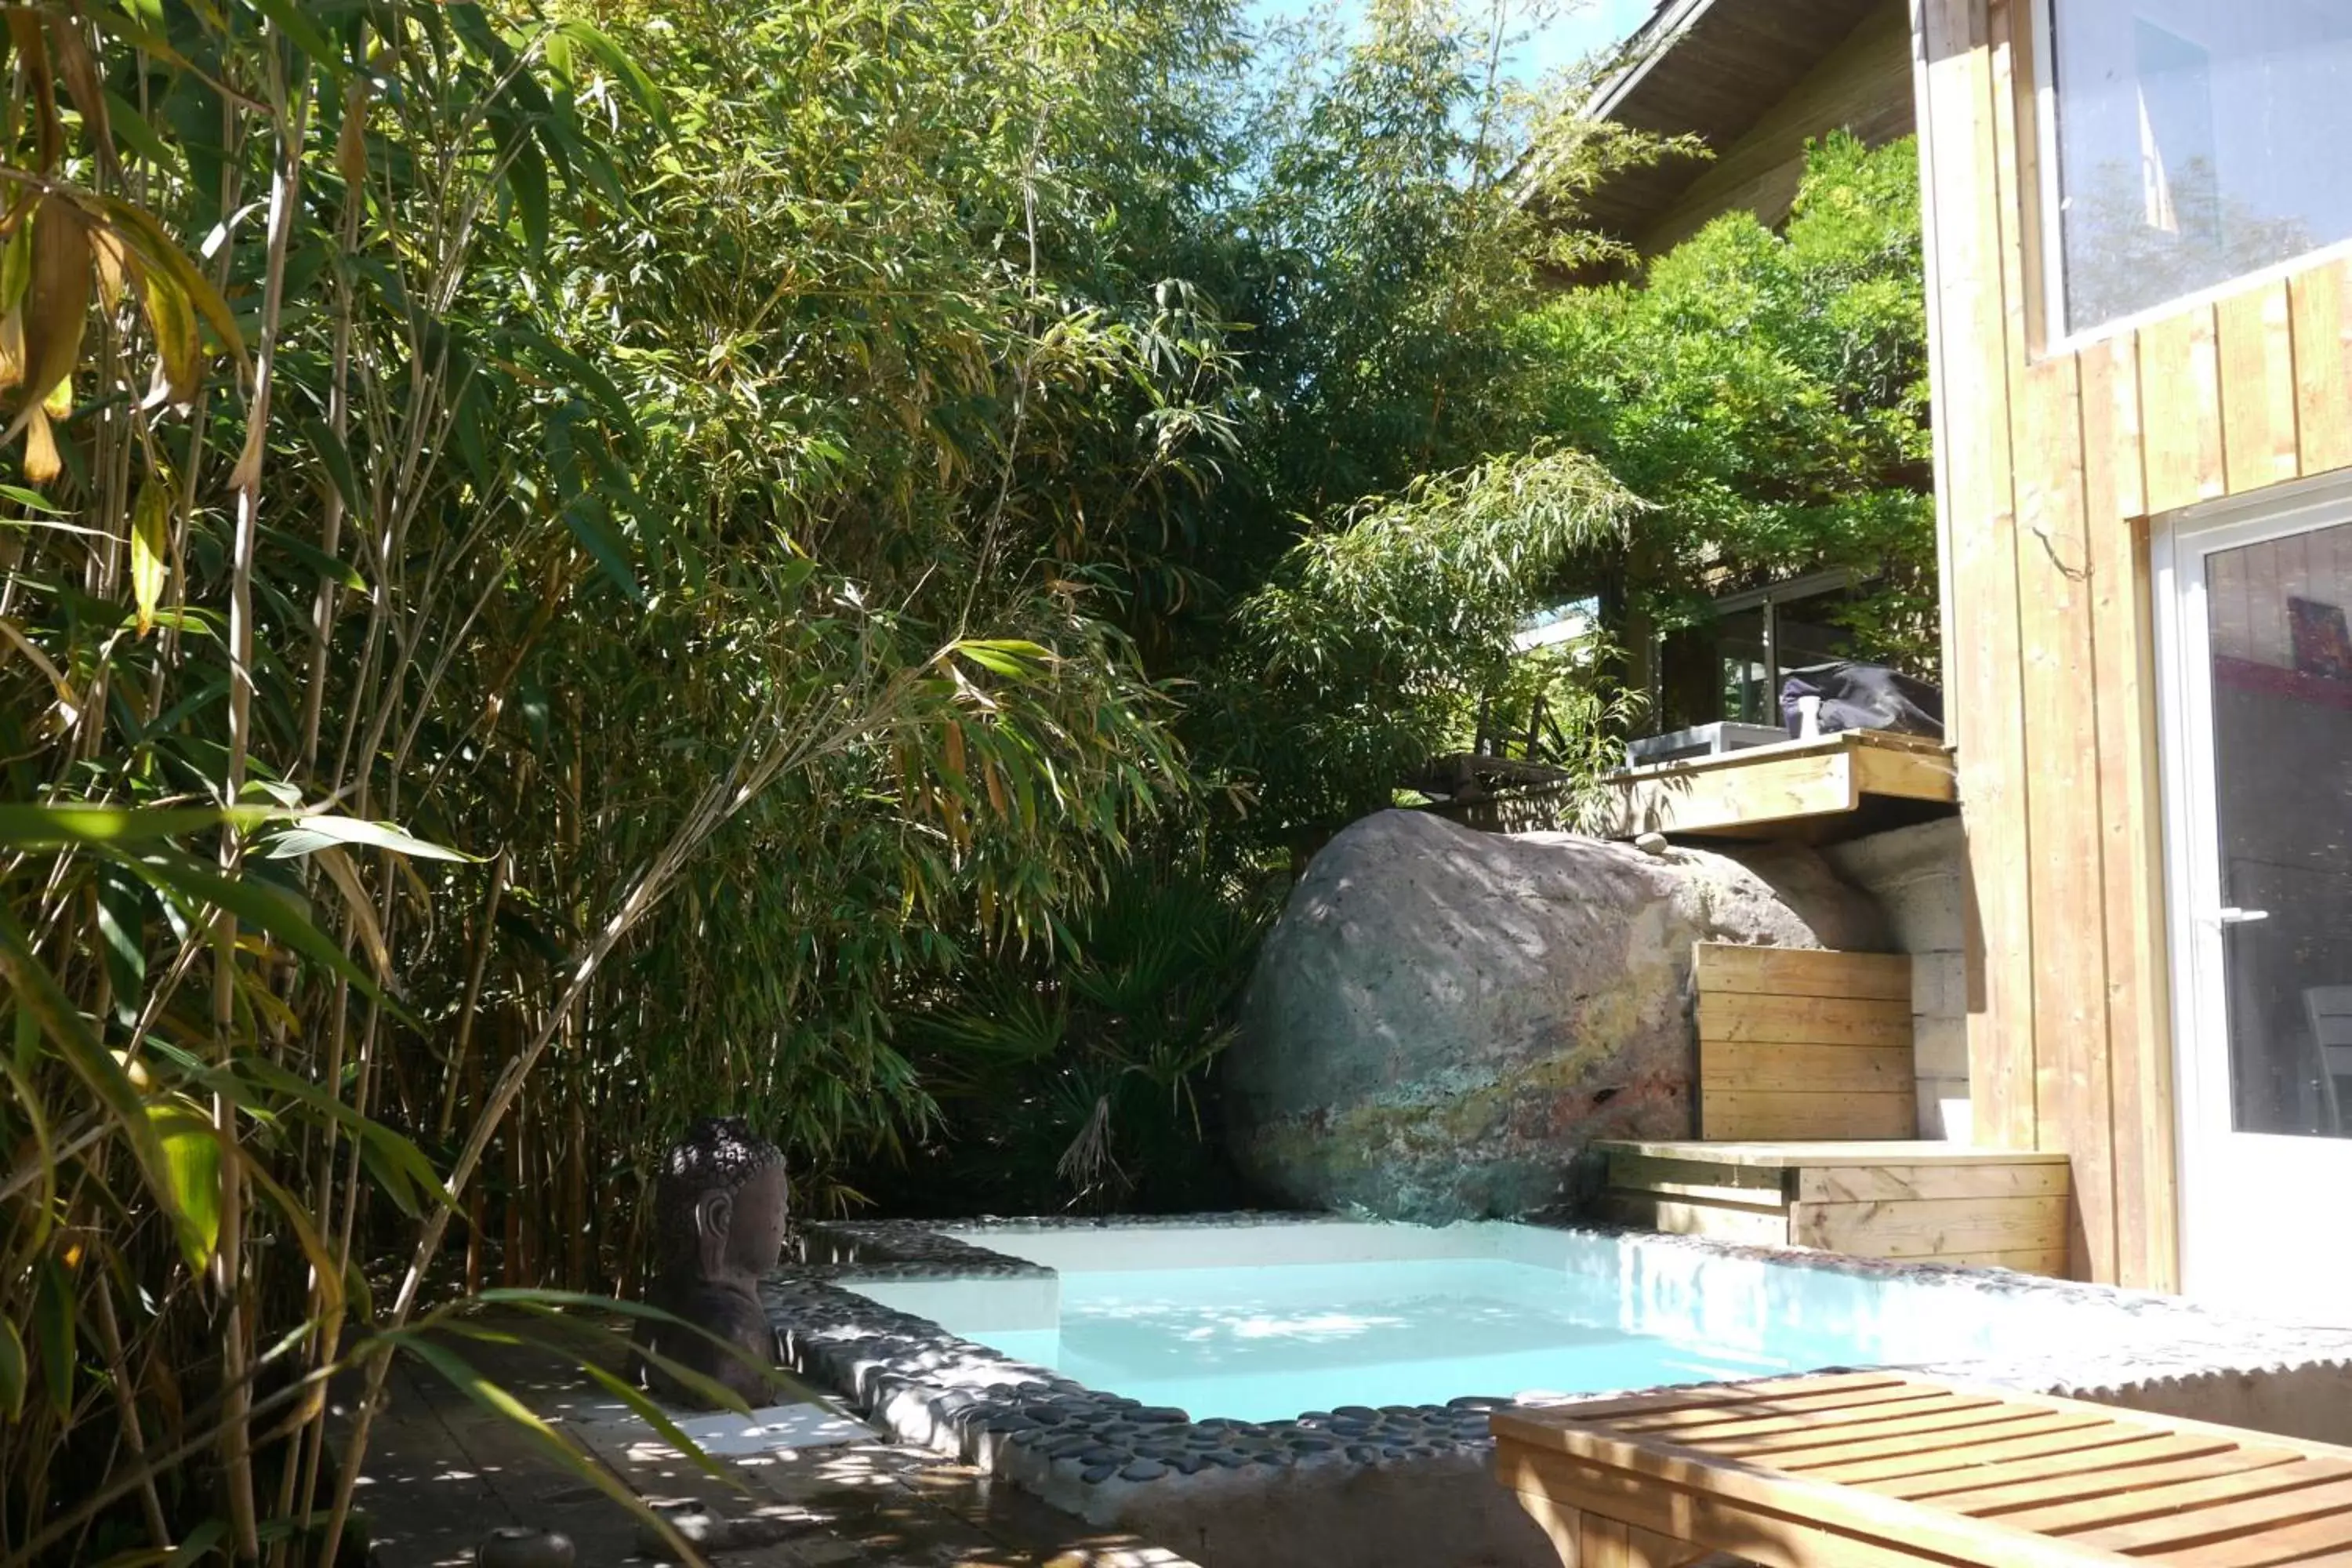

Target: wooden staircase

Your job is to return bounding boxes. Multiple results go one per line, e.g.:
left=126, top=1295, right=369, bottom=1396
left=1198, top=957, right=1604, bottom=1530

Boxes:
left=1592, top=942, right=2074, bottom=1278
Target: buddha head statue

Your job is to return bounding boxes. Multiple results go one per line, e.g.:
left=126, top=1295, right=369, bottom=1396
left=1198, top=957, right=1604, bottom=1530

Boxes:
left=633, top=1116, right=790, bottom=1406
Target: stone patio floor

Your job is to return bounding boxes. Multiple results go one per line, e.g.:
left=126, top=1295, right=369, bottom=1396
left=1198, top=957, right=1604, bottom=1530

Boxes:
left=351, top=1330, right=1199, bottom=1568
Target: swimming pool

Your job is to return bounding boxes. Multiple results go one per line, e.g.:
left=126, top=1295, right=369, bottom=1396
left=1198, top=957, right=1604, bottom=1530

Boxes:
left=837, top=1218, right=2082, bottom=1423
left=782, top=1215, right=2352, bottom=1568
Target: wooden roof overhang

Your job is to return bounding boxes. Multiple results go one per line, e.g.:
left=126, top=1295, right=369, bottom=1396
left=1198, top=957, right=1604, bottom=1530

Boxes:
left=1575, top=0, right=1896, bottom=244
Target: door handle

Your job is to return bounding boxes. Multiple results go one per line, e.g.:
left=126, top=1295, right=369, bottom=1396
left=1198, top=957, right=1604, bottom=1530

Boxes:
left=2214, top=907, right=2270, bottom=926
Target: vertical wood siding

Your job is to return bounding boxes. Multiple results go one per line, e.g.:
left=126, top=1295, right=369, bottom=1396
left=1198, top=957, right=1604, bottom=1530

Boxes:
left=1915, top=0, right=2352, bottom=1287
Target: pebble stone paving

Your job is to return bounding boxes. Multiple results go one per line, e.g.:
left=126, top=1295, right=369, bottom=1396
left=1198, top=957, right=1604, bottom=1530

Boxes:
left=350, top=1330, right=1198, bottom=1568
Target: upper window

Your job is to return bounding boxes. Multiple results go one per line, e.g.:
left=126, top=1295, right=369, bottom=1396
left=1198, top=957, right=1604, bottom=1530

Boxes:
left=2045, top=2, right=2352, bottom=336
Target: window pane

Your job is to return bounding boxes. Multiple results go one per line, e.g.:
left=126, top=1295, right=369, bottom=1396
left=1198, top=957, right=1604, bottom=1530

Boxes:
left=2050, top=2, right=2352, bottom=332
left=2204, top=523, right=2352, bottom=1138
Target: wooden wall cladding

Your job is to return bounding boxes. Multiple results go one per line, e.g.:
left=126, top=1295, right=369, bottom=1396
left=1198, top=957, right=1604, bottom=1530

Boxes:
left=1695, top=943, right=1917, bottom=1140
left=1916, top=0, right=2352, bottom=1287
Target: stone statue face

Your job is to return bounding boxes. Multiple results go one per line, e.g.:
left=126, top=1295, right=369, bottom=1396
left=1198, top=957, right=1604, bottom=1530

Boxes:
left=634, top=1116, right=789, bottom=1407
left=698, top=1159, right=790, bottom=1286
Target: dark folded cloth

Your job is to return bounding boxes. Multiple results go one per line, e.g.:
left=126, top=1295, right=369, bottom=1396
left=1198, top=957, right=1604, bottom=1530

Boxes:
left=1780, top=660, right=1944, bottom=739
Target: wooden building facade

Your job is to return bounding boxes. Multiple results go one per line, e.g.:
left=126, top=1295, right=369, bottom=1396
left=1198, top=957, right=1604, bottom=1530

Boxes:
left=1915, top=0, right=2352, bottom=1309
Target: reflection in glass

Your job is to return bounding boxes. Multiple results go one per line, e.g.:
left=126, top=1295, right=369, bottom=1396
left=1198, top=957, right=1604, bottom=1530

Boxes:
left=2049, top=2, right=2352, bottom=331
left=2205, top=522, right=2352, bottom=1138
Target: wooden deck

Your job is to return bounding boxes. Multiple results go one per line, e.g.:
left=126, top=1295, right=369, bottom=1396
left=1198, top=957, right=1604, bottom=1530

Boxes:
left=1604, top=730, right=1955, bottom=842
left=1495, top=1370, right=2352, bottom=1567
left=1595, top=1138, right=2073, bottom=1276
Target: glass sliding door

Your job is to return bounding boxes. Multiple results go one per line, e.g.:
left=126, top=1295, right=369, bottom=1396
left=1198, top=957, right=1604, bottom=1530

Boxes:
left=2161, top=485, right=2352, bottom=1322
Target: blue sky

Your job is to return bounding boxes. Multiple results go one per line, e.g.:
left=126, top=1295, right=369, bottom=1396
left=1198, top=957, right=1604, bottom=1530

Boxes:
left=1244, top=0, right=1659, bottom=85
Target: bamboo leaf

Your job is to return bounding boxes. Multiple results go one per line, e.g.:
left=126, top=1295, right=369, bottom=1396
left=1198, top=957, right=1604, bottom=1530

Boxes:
left=241, top=0, right=344, bottom=78
left=129, top=483, right=168, bottom=636
left=259, top=521, right=364, bottom=590
left=100, top=89, right=174, bottom=171
left=950, top=639, right=1054, bottom=677
left=88, top=195, right=245, bottom=368
left=466, top=1294, right=757, bottom=1415
left=307, top=844, right=390, bottom=980
left=5, top=198, right=90, bottom=461
left=508, top=139, right=550, bottom=261
left=1, top=1053, right=56, bottom=1252
left=560, top=497, right=641, bottom=603
left=235, top=1056, right=450, bottom=1210
left=122, top=848, right=401, bottom=1018
left=0, top=804, right=278, bottom=848
left=260, top=814, right=475, bottom=863
left=572, top=1360, right=735, bottom=1483
left=149, top=1099, right=222, bottom=1272
left=137, top=263, right=201, bottom=408
left=299, top=417, right=364, bottom=520
left=236, top=1155, right=348, bottom=1320
left=93, top=861, right=146, bottom=1022
left=550, top=21, right=668, bottom=132
left=163, top=1521, right=227, bottom=1568
left=0, top=902, right=180, bottom=1238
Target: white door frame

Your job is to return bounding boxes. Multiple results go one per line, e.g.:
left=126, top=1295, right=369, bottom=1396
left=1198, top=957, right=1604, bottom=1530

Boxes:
left=2154, top=468, right=2352, bottom=1314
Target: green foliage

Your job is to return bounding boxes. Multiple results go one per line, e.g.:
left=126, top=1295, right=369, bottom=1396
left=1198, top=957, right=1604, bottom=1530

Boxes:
left=1518, top=133, right=1938, bottom=667
left=0, top=0, right=1240, bottom=1556
left=867, top=860, right=1279, bottom=1215
left=1221, top=446, right=1636, bottom=835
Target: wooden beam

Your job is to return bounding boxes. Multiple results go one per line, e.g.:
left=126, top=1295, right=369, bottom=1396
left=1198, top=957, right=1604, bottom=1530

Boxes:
left=1703, top=1043, right=1915, bottom=1094
left=1592, top=1138, right=2066, bottom=1168
left=2079, top=333, right=2176, bottom=1293
left=1607, top=1152, right=1791, bottom=1205
left=2292, top=260, right=2352, bottom=477
left=1795, top=1161, right=2069, bottom=1203
left=1694, top=944, right=1913, bottom=1002
left=1791, top=1194, right=2069, bottom=1257
left=1703, top=1091, right=1917, bottom=1141
left=1698, top=993, right=1914, bottom=1047
left=2216, top=280, right=2301, bottom=493
left=1918, top=0, right=2037, bottom=1155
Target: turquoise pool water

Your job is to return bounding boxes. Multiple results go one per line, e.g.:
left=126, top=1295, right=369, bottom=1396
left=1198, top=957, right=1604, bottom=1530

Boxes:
left=838, top=1221, right=2046, bottom=1425
left=956, top=1256, right=1804, bottom=1421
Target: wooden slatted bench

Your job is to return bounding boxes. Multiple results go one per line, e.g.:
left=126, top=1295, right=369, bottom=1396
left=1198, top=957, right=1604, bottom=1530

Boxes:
left=1493, top=1370, right=2352, bottom=1568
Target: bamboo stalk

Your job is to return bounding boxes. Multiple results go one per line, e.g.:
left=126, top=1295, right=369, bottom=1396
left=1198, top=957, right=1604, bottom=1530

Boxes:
left=213, top=45, right=312, bottom=1563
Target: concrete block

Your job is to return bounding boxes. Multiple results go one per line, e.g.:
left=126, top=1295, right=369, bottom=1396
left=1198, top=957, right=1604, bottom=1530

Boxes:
left=1911, top=950, right=1968, bottom=1018
left=1913, top=1014, right=1970, bottom=1078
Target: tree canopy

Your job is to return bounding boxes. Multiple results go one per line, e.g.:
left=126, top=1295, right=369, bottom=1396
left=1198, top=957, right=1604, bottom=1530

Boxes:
left=1521, top=132, right=1936, bottom=667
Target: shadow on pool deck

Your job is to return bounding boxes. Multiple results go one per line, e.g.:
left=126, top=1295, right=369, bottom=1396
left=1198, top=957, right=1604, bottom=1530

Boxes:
left=352, top=1327, right=1197, bottom=1568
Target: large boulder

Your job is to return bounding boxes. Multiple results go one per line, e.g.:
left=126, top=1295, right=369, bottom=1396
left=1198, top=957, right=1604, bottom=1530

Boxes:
left=1223, top=810, right=1888, bottom=1220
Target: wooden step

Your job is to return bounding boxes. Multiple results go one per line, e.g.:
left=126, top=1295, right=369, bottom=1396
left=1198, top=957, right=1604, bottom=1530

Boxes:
left=1595, top=1139, right=2073, bottom=1278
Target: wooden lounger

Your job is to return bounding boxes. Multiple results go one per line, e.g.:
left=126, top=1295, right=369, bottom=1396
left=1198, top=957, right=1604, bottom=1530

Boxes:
left=1493, top=1370, right=2352, bottom=1567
